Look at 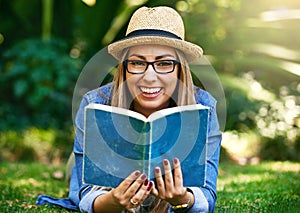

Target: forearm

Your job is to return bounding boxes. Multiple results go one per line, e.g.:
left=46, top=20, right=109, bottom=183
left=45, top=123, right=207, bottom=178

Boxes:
left=79, top=188, right=123, bottom=213
left=93, top=191, right=123, bottom=213
left=185, top=187, right=209, bottom=213
left=168, top=188, right=195, bottom=209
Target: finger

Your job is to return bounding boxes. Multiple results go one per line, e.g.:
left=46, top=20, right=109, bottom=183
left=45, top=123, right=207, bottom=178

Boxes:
left=140, top=181, right=153, bottom=204
left=126, top=179, right=153, bottom=210
left=173, top=158, right=183, bottom=188
left=117, top=170, right=141, bottom=191
left=163, top=159, right=174, bottom=191
left=154, top=167, right=165, bottom=197
left=133, top=179, right=153, bottom=203
left=124, top=173, right=147, bottom=197
left=150, top=180, right=159, bottom=196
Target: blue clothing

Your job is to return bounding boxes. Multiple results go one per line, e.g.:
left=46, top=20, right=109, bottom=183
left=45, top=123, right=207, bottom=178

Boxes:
left=37, top=83, right=222, bottom=212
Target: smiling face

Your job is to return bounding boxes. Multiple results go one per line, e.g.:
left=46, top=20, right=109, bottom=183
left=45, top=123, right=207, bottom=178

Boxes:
left=125, top=44, right=179, bottom=117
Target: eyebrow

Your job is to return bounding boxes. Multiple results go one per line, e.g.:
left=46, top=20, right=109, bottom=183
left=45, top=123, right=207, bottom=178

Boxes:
left=128, top=54, right=176, bottom=60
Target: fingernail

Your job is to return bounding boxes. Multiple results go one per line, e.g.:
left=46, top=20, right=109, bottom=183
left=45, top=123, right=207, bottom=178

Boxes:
left=147, top=181, right=153, bottom=191
left=174, top=158, right=179, bottom=164
left=163, top=159, right=169, bottom=166
left=141, top=174, right=147, bottom=180
left=155, top=167, right=160, bottom=173
left=144, top=179, right=149, bottom=186
left=134, top=171, right=141, bottom=176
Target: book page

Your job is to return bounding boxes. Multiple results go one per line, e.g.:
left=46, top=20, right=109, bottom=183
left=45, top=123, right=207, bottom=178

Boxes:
left=86, top=103, right=147, bottom=122
left=148, top=105, right=209, bottom=187
left=148, top=104, right=208, bottom=121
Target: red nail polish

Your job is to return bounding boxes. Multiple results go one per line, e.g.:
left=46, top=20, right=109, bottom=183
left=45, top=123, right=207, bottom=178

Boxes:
left=144, top=179, right=149, bottom=186
left=135, top=171, right=141, bottom=176
left=147, top=181, right=153, bottom=191
left=163, top=159, right=168, bottom=166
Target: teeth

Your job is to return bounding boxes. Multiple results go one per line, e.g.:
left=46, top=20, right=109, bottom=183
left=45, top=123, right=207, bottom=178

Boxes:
left=140, top=87, right=161, bottom=94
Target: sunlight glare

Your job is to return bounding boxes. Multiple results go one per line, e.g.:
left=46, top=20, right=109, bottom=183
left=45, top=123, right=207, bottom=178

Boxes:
left=279, top=61, right=300, bottom=77
left=254, top=43, right=300, bottom=61
left=261, top=9, right=300, bottom=22
left=126, top=0, right=147, bottom=6
left=81, top=0, right=96, bottom=6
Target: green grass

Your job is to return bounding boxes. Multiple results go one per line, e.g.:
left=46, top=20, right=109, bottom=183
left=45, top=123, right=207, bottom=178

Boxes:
left=0, top=162, right=73, bottom=212
left=215, top=161, right=300, bottom=212
left=0, top=161, right=299, bottom=212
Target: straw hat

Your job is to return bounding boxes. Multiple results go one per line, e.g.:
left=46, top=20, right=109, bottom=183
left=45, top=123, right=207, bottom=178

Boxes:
left=108, top=6, right=203, bottom=62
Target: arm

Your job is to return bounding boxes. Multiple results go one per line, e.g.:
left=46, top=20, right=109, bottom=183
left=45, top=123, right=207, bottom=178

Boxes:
left=193, top=89, right=222, bottom=212
left=73, top=89, right=154, bottom=213
left=92, top=171, right=153, bottom=213
left=71, top=86, right=118, bottom=212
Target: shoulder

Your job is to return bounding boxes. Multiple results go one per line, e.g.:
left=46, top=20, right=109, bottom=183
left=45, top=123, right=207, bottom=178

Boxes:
left=83, top=83, right=114, bottom=105
left=193, top=86, right=217, bottom=108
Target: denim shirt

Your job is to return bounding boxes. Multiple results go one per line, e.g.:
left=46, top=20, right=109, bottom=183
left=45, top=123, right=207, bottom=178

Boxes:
left=60, top=83, right=221, bottom=213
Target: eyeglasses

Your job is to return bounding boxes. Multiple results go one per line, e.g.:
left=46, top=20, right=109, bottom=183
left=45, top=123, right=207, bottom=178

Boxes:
left=124, top=59, right=180, bottom=74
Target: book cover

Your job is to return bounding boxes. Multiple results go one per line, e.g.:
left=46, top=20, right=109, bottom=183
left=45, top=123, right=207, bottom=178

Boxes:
left=83, top=103, right=209, bottom=188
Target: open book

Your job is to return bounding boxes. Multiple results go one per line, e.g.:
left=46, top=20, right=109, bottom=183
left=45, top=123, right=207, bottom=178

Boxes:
left=83, top=103, right=209, bottom=188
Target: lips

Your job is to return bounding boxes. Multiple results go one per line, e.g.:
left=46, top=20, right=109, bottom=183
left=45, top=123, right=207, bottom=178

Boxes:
left=139, top=87, right=162, bottom=98
left=140, top=87, right=162, bottom=93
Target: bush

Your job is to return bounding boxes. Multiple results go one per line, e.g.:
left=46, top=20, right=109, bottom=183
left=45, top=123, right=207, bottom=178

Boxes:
left=222, top=73, right=300, bottom=161
left=0, top=128, right=74, bottom=162
left=1, top=38, right=83, bottom=129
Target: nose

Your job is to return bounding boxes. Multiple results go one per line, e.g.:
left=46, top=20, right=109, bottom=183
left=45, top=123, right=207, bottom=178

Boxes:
left=143, top=64, right=158, bottom=82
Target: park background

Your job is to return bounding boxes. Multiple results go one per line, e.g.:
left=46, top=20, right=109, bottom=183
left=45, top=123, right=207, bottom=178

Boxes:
left=0, top=0, right=299, bottom=212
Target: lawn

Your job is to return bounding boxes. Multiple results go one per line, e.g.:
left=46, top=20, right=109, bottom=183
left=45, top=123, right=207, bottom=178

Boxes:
left=0, top=161, right=299, bottom=212
left=216, top=161, right=300, bottom=212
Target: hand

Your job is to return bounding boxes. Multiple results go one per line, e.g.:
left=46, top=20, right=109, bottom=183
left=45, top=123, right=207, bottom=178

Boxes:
left=108, top=170, right=153, bottom=211
left=151, top=158, right=193, bottom=206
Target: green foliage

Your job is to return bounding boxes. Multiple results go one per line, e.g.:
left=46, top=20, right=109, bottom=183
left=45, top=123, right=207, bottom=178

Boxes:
left=0, top=128, right=74, bottom=162
left=1, top=38, right=82, bottom=129
left=0, top=130, right=36, bottom=161
left=1, top=0, right=300, bottom=163
left=222, top=73, right=300, bottom=161
left=254, top=83, right=300, bottom=161
left=175, top=0, right=300, bottom=161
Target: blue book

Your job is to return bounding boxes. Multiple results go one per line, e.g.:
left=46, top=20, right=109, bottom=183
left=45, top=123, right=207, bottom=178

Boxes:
left=83, top=103, right=209, bottom=188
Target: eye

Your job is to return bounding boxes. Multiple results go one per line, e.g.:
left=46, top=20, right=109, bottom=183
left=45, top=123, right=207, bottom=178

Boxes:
left=156, top=60, right=173, bottom=67
left=128, top=60, right=146, bottom=67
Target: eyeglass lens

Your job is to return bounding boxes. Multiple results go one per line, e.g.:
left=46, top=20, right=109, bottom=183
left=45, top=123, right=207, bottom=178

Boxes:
left=125, top=60, right=178, bottom=74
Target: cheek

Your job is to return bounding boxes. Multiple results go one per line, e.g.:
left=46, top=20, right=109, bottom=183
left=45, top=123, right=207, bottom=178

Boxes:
left=165, top=72, right=179, bottom=93
left=125, top=75, right=139, bottom=94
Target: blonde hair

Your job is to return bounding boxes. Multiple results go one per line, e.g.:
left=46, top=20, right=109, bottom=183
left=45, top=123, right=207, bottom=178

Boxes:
left=111, top=49, right=196, bottom=108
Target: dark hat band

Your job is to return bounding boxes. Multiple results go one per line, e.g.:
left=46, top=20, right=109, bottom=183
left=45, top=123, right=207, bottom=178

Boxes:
left=125, top=29, right=182, bottom=40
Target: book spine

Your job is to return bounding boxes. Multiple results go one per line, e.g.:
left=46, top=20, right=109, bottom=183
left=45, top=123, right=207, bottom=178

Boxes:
left=147, top=122, right=152, bottom=178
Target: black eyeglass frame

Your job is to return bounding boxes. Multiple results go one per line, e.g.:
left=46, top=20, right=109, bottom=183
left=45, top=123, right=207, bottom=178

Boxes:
left=123, top=59, right=180, bottom=74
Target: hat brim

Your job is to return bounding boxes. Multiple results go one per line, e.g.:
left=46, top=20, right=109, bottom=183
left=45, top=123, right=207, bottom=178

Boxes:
left=108, top=36, right=203, bottom=62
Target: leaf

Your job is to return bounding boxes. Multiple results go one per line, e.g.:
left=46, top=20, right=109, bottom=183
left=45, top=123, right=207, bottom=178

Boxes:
left=13, top=79, right=28, bottom=97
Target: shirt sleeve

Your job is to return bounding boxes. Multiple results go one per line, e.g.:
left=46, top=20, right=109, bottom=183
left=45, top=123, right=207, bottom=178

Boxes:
left=72, top=92, right=109, bottom=213
left=167, top=187, right=209, bottom=213
left=193, top=88, right=222, bottom=212
left=79, top=187, right=108, bottom=213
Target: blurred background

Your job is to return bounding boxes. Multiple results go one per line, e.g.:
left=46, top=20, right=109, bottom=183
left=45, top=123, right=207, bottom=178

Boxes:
left=0, top=0, right=299, bottom=164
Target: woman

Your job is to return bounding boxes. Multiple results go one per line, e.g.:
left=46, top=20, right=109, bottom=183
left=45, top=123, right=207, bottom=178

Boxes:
left=37, top=6, right=222, bottom=213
